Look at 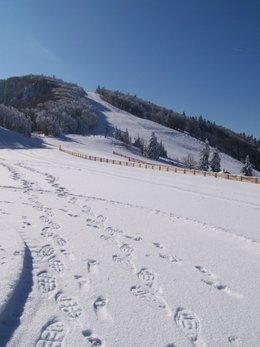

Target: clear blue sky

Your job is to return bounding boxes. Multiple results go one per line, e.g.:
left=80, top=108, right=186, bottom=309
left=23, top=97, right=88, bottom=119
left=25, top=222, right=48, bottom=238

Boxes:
left=1, top=0, right=259, bottom=138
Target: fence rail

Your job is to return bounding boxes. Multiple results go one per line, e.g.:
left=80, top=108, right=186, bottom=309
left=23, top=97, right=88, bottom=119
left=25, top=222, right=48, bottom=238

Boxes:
left=112, top=150, right=147, bottom=163
left=59, top=146, right=260, bottom=184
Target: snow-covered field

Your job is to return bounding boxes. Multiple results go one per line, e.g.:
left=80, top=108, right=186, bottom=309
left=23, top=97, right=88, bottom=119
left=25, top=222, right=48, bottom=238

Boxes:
left=0, top=128, right=260, bottom=346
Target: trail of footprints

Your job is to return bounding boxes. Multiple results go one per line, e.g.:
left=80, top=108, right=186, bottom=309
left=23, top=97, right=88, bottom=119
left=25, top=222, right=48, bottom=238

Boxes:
left=4, top=163, right=243, bottom=346
left=0, top=244, right=6, bottom=265
left=86, top=206, right=243, bottom=345
left=3, top=163, right=108, bottom=345
left=35, top=194, right=106, bottom=346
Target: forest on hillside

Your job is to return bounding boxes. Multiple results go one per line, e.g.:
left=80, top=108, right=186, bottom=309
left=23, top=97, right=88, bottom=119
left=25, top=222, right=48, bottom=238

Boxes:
left=97, top=87, right=260, bottom=171
left=0, top=75, right=98, bottom=137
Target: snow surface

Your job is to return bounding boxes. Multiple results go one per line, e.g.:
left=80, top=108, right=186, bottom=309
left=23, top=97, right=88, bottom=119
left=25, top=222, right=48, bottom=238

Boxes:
left=0, top=125, right=260, bottom=346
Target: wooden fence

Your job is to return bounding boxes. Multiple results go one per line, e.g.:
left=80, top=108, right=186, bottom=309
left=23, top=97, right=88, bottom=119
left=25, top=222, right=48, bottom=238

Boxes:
left=58, top=146, right=260, bottom=184
left=112, top=150, right=147, bottom=163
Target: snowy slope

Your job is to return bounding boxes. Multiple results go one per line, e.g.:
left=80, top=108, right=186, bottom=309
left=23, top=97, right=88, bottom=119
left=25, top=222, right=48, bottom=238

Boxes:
left=0, top=129, right=260, bottom=346
left=86, top=92, right=259, bottom=176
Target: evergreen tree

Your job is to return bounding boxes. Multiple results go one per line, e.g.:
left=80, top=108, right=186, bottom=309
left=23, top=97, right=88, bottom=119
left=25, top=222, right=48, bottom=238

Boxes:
left=147, top=132, right=160, bottom=160
left=199, top=139, right=210, bottom=171
left=114, top=127, right=131, bottom=145
left=210, top=149, right=221, bottom=172
left=241, top=155, right=253, bottom=176
left=158, top=140, right=167, bottom=158
left=114, top=127, right=120, bottom=140
left=123, top=128, right=131, bottom=144
left=134, top=135, right=145, bottom=155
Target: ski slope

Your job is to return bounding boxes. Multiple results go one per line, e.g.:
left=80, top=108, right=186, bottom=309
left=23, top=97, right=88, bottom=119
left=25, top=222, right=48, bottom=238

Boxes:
left=85, top=92, right=258, bottom=176
left=0, top=130, right=260, bottom=346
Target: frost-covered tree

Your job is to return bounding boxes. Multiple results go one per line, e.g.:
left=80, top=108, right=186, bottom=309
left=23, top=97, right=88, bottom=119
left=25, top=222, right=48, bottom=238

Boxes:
left=241, top=155, right=253, bottom=176
left=35, top=111, right=61, bottom=136
left=0, top=104, right=31, bottom=136
left=183, top=153, right=197, bottom=169
left=114, top=127, right=131, bottom=144
left=147, top=132, right=160, bottom=160
left=199, top=139, right=210, bottom=171
left=210, top=149, right=221, bottom=172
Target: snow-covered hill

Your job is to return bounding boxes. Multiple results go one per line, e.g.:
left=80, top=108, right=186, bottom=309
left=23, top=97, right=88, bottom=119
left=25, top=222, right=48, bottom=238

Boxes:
left=0, top=127, right=260, bottom=346
left=84, top=92, right=258, bottom=176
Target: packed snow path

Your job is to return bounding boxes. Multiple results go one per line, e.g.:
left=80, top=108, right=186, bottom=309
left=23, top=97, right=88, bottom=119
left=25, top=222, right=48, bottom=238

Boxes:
left=0, top=147, right=259, bottom=347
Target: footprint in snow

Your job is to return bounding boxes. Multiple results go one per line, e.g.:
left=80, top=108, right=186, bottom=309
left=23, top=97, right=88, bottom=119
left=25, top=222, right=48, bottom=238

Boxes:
left=175, top=307, right=204, bottom=345
left=44, top=208, right=54, bottom=217
left=195, top=265, right=216, bottom=278
left=137, top=268, right=157, bottom=289
left=68, top=197, right=77, bottom=204
left=96, top=215, right=106, bottom=223
left=228, top=335, right=243, bottom=345
left=55, top=292, right=82, bottom=319
left=130, top=285, right=171, bottom=316
left=112, top=254, right=136, bottom=273
left=36, top=320, right=67, bottom=347
left=74, top=274, right=90, bottom=291
left=201, top=279, right=243, bottom=299
left=82, top=330, right=105, bottom=347
left=38, top=245, right=56, bottom=260
left=53, top=235, right=67, bottom=247
left=60, top=249, right=75, bottom=260
left=37, top=271, right=57, bottom=294
left=93, top=296, right=109, bottom=320
left=86, top=259, right=99, bottom=274
left=105, top=226, right=122, bottom=236
left=40, top=215, right=50, bottom=223
left=153, top=242, right=165, bottom=249
left=67, top=213, right=79, bottom=218
left=124, top=234, right=142, bottom=242
left=49, top=221, right=61, bottom=230
left=86, top=218, right=100, bottom=229
left=41, top=227, right=54, bottom=238
left=100, top=234, right=120, bottom=246
left=119, top=243, right=135, bottom=258
left=159, top=253, right=182, bottom=264
left=49, top=258, right=64, bottom=273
